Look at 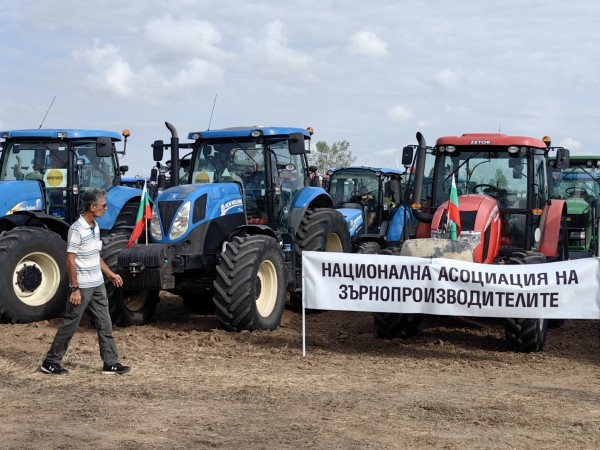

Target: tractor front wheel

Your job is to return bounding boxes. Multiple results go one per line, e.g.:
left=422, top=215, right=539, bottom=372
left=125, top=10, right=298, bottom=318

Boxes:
left=102, top=232, right=158, bottom=326
left=504, top=251, right=549, bottom=352
left=213, top=234, right=286, bottom=331
left=0, top=228, right=68, bottom=323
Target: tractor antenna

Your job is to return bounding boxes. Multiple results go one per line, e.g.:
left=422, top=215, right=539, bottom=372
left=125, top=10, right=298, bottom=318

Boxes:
left=498, top=122, right=501, bottom=132
left=207, top=94, right=217, bottom=130
left=38, top=95, right=56, bottom=129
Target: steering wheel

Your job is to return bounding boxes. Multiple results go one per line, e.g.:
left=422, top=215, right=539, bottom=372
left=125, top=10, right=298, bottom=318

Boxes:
left=565, top=186, right=590, bottom=198
left=472, top=184, right=501, bottom=195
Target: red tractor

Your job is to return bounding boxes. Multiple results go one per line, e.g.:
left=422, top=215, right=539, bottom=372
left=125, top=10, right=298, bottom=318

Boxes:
left=373, top=132, right=570, bottom=352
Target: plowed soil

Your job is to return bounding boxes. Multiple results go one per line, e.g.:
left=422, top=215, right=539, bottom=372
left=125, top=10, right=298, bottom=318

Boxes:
left=1, top=292, right=599, bottom=449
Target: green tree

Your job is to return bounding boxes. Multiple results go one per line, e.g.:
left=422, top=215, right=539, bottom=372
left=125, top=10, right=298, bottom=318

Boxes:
left=309, top=140, right=356, bottom=174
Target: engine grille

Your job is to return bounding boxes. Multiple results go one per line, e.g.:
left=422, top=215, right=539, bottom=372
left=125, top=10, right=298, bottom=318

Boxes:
left=158, top=200, right=183, bottom=235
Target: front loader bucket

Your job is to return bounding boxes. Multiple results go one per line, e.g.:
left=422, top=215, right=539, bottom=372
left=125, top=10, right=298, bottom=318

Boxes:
left=400, top=238, right=474, bottom=262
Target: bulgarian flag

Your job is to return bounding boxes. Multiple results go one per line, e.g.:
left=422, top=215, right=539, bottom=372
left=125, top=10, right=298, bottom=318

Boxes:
left=127, top=180, right=152, bottom=247
left=448, top=175, right=461, bottom=240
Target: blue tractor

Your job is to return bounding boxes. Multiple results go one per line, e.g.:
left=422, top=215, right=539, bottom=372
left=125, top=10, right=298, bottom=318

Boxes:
left=0, top=129, right=146, bottom=323
left=117, top=123, right=351, bottom=331
left=326, top=166, right=415, bottom=254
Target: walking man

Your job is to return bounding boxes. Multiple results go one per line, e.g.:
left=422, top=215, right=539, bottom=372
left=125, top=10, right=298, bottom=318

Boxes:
left=41, top=188, right=130, bottom=375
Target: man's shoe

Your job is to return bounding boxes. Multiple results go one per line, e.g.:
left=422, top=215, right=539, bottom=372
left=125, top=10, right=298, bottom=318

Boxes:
left=40, top=361, right=69, bottom=375
left=102, top=363, right=131, bottom=375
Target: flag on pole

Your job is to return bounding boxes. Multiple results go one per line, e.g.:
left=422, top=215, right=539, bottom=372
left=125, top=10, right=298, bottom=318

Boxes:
left=448, top=175, right=461, bottom=240
left=127, top=180, right=152, bottom=248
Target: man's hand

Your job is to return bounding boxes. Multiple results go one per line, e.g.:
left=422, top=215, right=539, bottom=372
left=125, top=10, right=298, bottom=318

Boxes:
left=108, top=272, right=124, bottom=288
left=69, top=291, right=82, bottom=306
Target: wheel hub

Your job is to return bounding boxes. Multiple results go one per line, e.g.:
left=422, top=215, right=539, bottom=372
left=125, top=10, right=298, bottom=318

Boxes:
left=16, top=263, right=42, bottom=292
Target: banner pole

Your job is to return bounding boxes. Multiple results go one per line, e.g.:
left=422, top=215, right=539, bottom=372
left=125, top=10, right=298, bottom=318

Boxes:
left=302, top=298, right=306, bottom=357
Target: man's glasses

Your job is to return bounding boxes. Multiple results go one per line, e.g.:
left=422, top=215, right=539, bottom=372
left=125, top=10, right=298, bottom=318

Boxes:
left=95, top=203, right=108, bottom=210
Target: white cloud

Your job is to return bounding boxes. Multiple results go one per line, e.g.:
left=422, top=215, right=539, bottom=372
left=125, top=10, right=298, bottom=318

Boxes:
left=73, top=39, right=223, bottom=100
left=431, top=68, right=463, bottom=88
left=143, top=15, right=227, bottom=60
left=242, top=20, right=314, bottom=81
left=559, top=137, right=583, bottom=151
left=73, top=41, right=135, bottom=97
left=346, top=31, right=388, bottom=57
left=387, top=104, right=413, bottom=123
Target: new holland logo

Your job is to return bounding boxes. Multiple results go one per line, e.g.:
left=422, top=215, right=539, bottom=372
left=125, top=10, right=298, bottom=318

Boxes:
left=45, top=169, right=64, bottom=187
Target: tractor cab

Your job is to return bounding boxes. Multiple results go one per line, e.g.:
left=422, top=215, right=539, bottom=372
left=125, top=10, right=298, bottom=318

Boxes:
left=406, top=133, right=569, bottom=263
left=548, top=156, right=600, bottom=257
left=326, top=166, right=414, bottom=251
left=0, top=129, right=128, bottom=222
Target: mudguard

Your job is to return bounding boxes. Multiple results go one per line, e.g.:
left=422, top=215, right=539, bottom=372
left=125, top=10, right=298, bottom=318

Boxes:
left=288, top=187, right=333, bottom=232
left=539, top=199, right=567, bottom=258
left=387, top=206, right=413, bottom=243
left=335, top=207, right=364, bottom=238
left=97, top=185, right=146, bottom=230
left=0, top=181, right=44, bottom=217
left=152, top=183, right=244, bottom=244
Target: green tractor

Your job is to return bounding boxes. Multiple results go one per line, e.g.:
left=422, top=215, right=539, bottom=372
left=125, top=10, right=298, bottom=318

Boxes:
left=549, top=156, right=600, bottom=258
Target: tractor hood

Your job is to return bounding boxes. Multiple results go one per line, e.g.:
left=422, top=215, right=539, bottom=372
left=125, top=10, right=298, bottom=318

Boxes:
left=565, top=197, right=591, bottom=215
left=152, top=182, right=244, bottom=243
left=335, top=207, right=364, bottom=237
left=0, top=180, right=44, bottom=217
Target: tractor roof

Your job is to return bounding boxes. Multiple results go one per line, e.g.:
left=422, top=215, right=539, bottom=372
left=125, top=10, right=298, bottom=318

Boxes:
left=188, top=127, right=311, bottom=140
left=435, top=133, right=547, bottom=149
left=1, top=129, right=122, bottom=141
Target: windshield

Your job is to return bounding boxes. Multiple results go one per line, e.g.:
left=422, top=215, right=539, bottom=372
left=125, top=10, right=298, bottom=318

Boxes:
left=328, top=169, right=379, bottom=206
left=191, top=137, right=308, bottom=230
left=431, top=150, right=531, bottom=209
left=0, top=139, right=116, bottom=190
left=1, top=141, right=70, bottom=183
left=550, top=162, right=600, bottom=203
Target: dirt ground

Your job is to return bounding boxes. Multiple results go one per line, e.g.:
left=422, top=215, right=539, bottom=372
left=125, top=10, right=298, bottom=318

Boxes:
left=0, top=291, right=599, bottom=450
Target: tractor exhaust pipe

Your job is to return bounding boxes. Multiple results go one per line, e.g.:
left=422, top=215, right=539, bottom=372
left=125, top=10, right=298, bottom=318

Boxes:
left=165, top=122, right=180, bottom=188
left=411, top=131, right=434, bottom=223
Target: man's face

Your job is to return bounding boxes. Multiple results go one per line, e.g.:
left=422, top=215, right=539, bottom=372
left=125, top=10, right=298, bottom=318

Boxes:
left=92, top=197, right=108, bottom=218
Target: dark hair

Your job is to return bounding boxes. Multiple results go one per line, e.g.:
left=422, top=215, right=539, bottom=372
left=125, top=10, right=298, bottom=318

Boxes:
left=82, top=188, right=107, bottom=212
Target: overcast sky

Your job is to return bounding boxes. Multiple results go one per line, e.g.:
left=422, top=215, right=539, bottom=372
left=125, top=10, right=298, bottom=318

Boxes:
left=2, top=0, right=599, bottom=176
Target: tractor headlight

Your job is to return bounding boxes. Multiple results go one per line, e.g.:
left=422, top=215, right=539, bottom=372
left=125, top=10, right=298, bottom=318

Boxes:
left=569, top=230, right=585, bottom=240
left=150, top=205, right=162, bottom=240
left=169, top=201, right=191, bottom=240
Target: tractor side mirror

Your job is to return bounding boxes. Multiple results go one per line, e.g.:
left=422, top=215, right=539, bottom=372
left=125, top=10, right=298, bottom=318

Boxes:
left=401, top=146, right=414, bottom=166
left=96, top=137, right=113, bottom=157
left=152, top=140, right=164, bottom=161
left=555, top=147, right=570, bottom=169
left=289, top=133, right=307, bottom=155
left=120, top=165, right=129, bottom=175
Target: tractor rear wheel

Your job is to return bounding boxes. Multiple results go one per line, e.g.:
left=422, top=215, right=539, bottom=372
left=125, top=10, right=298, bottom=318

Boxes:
left=214, top=234, right=286, bottom=331
left=373, top=313, right=421, bottom=339
left=102, top=232, right=158, bottom=326
left=368, top=243, right=421, bottom=339
left=0, top=228, right=68, bottom=323
left=290, top=208, right=352, bottom=307
left=504, top=251, right=549, bottom=352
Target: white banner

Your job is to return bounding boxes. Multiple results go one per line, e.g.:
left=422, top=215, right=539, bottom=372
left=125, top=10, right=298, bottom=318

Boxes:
left=302, top=251, right=600, bottom=320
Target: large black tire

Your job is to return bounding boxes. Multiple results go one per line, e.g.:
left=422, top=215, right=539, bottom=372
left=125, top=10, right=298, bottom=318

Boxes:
left=358, top=241, right=380, bottom=255
left=504, top=251, right=549, bottom=352
left=0, top=228, right=68, bottom=323
left=213, top=234, right=286, bottom=331
left=290, top=208, right=352, bottom=307
left=101, top=232, right=158, bottom=326
left=373, top=313, right=422, bottom=339
left=367, top=243, right=421, bottom=339
left=113, top=201, right=140, bottom=229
